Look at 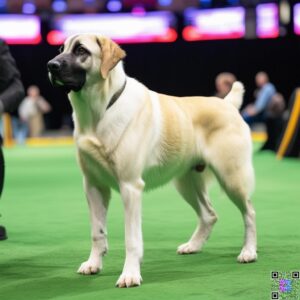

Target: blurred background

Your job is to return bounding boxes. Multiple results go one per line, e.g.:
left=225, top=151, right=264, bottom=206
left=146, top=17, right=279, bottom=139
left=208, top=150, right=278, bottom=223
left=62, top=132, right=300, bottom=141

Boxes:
left=0, top=0, right=299, bottom=148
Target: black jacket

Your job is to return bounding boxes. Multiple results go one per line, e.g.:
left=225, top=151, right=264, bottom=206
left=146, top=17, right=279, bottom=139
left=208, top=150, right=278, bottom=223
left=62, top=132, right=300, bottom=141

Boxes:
left=0, top=39, right=25, bottom=113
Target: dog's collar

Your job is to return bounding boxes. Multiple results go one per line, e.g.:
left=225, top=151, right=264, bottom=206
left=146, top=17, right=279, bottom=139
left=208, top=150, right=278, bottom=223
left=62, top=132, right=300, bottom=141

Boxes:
left=106, top=79, right=127, bottom=111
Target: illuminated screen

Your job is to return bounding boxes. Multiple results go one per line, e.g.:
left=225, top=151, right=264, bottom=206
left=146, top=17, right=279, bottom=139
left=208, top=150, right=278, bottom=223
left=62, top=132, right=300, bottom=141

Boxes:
left=183, top=7, right=245, bottom=41
left=256, top=3, right=279, bottom=38
left=0, top=15, right=41, bottom=44
left=294, top=3, right=300, bottom=35
left=47, top=12, right=177, bottom=45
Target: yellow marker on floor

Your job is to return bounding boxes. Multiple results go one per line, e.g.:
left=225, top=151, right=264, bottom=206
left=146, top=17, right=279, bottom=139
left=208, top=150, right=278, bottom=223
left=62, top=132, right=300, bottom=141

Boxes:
left=277, top=89, right=300, bottom=159
left=2, top=113, right=14, bottom=147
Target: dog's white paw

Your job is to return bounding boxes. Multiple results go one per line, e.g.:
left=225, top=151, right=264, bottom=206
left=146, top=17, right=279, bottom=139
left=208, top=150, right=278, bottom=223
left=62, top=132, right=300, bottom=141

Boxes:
left=237, top=248, right=257, bottom=263
left=177, top=242, right=201, bottom=255
left=77, top=259, right=101, bottom=275
left=116, top=272, right=142, bottom=288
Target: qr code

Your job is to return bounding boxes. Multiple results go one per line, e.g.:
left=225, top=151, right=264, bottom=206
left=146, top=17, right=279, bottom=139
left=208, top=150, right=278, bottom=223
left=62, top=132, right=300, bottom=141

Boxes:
left=271, top=271, right=300, bottom=300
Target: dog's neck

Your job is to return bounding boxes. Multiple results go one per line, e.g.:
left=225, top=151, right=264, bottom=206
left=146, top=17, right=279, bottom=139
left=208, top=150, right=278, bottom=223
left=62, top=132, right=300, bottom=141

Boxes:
left=69, top=62, right=126, bottom=135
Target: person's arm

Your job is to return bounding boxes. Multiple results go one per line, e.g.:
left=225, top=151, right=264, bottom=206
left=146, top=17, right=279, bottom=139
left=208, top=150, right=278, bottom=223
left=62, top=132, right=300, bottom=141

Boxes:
left=37, top=97, right=52, bottom=113
left=254, top=84, right=276, bottom=114
left=0, top=40, right=25, bottom=113
left=0, top=78, right=25, bottom=113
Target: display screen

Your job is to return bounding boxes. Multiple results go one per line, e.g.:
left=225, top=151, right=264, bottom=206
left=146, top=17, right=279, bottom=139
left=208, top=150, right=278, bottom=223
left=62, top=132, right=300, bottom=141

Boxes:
left=0, top=15, right=41, bottom=44
left=47, top=12, right=177, bottom=45
left=256, top=3, right=279, bottom=38
left=183, top=7, right=245, bottom=41
left=294, top=3, right=300, bottom=35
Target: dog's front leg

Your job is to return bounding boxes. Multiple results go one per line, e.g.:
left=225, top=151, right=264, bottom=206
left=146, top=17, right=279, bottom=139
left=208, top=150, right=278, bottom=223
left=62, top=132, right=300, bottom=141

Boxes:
left=116, top=180, right=144, bottom=288
left=77, top=178, right=110, bottom=275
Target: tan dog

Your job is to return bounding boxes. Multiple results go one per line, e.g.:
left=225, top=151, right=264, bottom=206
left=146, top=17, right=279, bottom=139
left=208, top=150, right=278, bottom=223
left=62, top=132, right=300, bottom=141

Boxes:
left=48, top=34, right=257, bottom=288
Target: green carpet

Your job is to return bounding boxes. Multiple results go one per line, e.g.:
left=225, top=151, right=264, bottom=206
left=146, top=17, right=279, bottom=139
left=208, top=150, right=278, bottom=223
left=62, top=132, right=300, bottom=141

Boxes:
left=0, top=145, right=299, bottom=300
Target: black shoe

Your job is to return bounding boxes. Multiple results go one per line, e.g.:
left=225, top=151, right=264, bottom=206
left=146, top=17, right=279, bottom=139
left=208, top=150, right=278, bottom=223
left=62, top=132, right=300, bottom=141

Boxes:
left=0, top=225, right=7, bottom=240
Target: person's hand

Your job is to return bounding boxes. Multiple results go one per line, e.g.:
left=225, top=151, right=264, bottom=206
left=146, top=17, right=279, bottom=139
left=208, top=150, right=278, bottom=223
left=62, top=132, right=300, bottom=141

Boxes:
left=244, top=104, right=256, bottom=116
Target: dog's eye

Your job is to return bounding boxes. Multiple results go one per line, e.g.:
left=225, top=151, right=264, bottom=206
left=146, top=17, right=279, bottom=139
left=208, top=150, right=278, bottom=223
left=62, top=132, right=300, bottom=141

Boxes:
left=75, top=46, right=88, bottom=56
left=59, top=45, right=64, bottom=53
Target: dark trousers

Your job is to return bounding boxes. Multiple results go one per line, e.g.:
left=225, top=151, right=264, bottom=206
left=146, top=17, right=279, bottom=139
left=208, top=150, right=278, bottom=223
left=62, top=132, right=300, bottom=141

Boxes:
left=0, top=134, right=4, bottom=196
left=261, top=117, right=284, bottom=152
left=0, top=146, right=4, bottom=197
left=0, top=143, right=6, bottom=239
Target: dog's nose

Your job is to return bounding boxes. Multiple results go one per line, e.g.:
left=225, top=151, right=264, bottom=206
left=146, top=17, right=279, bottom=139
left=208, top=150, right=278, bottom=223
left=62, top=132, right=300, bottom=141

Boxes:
left=47, top=60, right=61, bottom=73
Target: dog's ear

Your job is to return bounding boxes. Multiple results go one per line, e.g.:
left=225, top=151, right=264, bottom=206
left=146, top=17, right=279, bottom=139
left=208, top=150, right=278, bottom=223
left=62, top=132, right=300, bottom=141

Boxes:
left=96, top=36, right=126, bottom=79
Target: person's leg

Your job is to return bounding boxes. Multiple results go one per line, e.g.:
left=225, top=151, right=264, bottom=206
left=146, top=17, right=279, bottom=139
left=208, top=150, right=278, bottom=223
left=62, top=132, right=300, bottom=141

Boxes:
left=17, top=120, right=28, bottom=145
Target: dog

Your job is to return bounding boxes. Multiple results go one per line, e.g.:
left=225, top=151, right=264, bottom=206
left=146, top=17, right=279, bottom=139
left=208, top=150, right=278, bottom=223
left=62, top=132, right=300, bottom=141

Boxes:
left=48, top=34, right=257, bottom=288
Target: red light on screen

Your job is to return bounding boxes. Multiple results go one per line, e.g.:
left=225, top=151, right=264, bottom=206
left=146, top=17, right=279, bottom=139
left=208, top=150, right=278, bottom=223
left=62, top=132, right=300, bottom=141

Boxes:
left=47, top=30, right=66, bottom=45
left=4, top=35, right=42, bottom=45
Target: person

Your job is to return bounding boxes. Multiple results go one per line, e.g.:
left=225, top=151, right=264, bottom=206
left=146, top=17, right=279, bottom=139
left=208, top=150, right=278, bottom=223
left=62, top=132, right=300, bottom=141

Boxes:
left=19, top=85, right=51, bottom=137
left=242, top=71, right=277, bottom=126
left=215, top=72, right=237, bottom=98
left=260, top=92, right=285, bottom=151
left=0, top=39, right=25, bottom=240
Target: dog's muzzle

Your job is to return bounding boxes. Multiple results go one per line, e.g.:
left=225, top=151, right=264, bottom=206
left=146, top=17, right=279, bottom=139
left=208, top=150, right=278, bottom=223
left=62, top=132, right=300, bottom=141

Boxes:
left=47, top=60, right=62, bottom=76
left=47, top=57, right=86, bottom=93
left=47, top=59, right=67, bottom=88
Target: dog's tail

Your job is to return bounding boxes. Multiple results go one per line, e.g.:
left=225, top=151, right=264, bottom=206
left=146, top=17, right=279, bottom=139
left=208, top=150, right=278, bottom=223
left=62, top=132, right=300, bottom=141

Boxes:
left=224, top=81, right=245, bottom=110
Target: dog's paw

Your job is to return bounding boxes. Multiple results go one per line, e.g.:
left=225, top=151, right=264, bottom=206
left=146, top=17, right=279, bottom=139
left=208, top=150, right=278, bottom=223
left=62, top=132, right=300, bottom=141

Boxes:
left=77, top=260, right=101, bottom=275
left=116, top=272, right=142, bottom=288
left=237, top=248, right=257, bottom=263
left=177, top=242, right=201, bottom=255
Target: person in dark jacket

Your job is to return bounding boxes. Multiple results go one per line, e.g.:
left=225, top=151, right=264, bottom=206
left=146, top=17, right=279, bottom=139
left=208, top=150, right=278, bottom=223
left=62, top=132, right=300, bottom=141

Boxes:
left=0, top=39, right=25, bottom=240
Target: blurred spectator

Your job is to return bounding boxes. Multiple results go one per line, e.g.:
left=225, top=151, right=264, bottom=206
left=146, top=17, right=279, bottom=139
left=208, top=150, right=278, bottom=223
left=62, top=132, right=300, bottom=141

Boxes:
left=19, top=85, right=51, bottom=137
left=215, top=72, right=237, bottom=98
left=11, top=114, right=28, bottom=144
left=0, top=38, right=25, bottom=240
left=261, top=92, right=285, bottom=151
left=242, top=71, right=276, bottom=126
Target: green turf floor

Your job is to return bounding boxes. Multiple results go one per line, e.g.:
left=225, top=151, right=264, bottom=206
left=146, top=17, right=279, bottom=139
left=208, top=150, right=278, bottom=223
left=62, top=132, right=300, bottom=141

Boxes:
left=0, top=145, right=299, bottom=300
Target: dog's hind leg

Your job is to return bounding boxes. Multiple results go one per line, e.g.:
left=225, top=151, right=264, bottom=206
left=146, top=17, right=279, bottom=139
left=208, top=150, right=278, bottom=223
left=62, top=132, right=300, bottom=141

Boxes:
left=77, top=178, right=111, bottom=274
left=210, top=144, right=257, bottom=263
left=174, top=170, right=218, bottom=254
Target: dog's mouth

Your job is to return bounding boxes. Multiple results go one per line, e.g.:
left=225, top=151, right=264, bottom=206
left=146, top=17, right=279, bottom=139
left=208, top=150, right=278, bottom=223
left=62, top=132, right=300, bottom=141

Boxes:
left=48, top=73, right=80, bottom=93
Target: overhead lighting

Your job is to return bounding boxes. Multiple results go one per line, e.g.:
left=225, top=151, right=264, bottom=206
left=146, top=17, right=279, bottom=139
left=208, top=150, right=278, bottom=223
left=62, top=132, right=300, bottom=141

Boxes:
left=22, top=1, right=36, bottom=14
left=158, top=0, right=173, bottom=6
left=52, top=0, right=67, bottom=13
left=107, top=0, right=122, bottom=12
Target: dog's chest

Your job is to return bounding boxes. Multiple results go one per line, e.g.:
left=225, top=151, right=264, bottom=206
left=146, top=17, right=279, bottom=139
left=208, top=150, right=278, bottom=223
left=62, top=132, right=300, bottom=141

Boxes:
left=77, top=147, right=119, bottom=191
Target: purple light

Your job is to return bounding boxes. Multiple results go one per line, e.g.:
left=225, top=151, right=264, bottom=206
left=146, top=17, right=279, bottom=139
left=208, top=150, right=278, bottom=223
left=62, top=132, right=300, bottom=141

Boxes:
left=256, top=3, right=279, bottom=38
left=52, top=0, right=67, bottom=13
left=107, top=0, right=122, bottom=12
left=23, top=2, right=36, bottom=14
left=131, top=5, right=146, bottom=15
left=183, top=8, right=245, bottom=41
left=294, top=4, right=300, bottom=35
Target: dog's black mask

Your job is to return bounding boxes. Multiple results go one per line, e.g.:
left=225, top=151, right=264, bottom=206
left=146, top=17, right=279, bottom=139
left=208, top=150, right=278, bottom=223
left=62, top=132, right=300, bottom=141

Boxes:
left=47, top=50, right=87, bottom=93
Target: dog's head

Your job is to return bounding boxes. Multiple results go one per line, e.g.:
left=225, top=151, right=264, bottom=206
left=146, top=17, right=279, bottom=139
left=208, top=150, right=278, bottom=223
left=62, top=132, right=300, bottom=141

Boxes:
left=47, top=34, right=126, bottom=93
